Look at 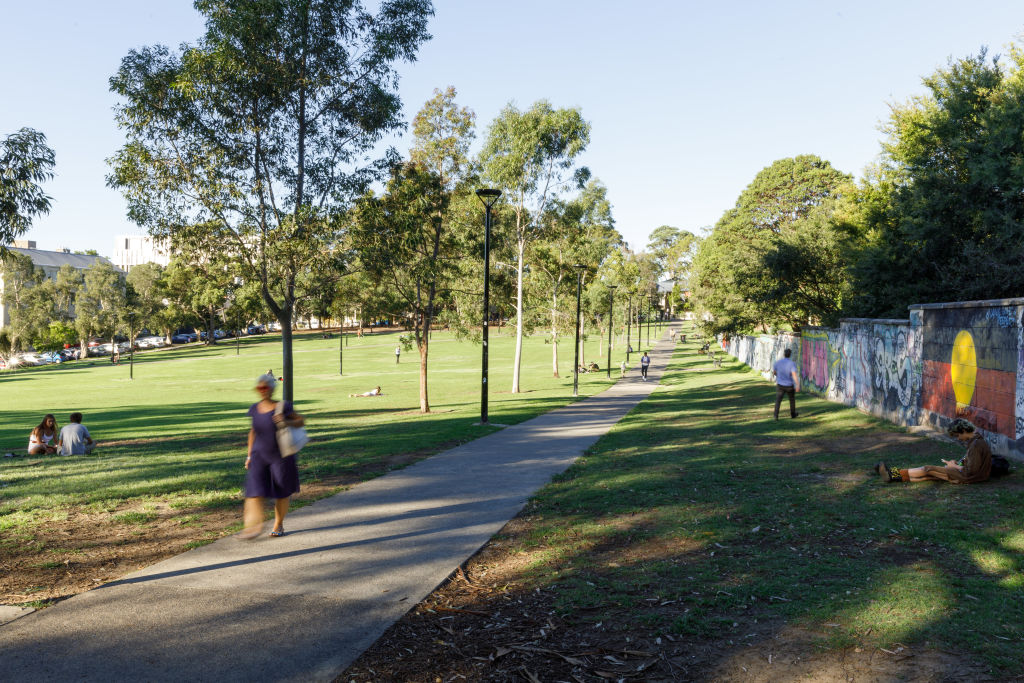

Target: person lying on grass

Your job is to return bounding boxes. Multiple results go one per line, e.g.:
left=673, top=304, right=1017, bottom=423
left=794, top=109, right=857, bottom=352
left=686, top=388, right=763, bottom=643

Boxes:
left=876, top=418, right=991, bottom=484
left=349, top=386, right=382, bottom=398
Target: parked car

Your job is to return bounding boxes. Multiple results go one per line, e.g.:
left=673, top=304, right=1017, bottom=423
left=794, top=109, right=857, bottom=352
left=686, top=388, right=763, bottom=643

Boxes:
left=170, top=333, right=190, bottom=344
left=40, top=351, right=63, bottom=364
left=17, top=353, right=46, bottom=366
left=246, top=324, right=265, bottom=335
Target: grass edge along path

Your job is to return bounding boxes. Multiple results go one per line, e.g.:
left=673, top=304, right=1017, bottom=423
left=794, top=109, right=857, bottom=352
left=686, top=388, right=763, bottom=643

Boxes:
left=343, top=336, right=1023, bottom=681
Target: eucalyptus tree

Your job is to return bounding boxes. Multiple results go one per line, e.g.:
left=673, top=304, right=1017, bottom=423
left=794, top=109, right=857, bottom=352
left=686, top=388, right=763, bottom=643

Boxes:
left=0, top=252, right=43, bottom=350
left=1, top=128, right=55, bottom=249
left=108, top=0, right=433, bottom=401
left=531, top=180, right=618, bottom=377
left=480, top=100, right=590, bottom=393
left=74, top=262, right=128, bottom=354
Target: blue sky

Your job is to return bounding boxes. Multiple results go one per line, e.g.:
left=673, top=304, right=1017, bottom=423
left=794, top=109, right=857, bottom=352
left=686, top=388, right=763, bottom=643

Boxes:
left=2, top=1, right=1022, bottom=256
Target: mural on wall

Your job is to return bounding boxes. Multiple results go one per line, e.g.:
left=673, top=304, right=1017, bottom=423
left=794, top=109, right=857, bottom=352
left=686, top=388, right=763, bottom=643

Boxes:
left=1015, top=306, right=1024, bottom=440
left=920, top=306, right=1018, bottom=440
left=719, top=301, right=1021, bottom=456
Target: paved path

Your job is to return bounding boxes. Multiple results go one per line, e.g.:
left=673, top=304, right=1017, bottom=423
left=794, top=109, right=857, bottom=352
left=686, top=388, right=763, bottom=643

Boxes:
left=0, top=327, right=679, bottom=682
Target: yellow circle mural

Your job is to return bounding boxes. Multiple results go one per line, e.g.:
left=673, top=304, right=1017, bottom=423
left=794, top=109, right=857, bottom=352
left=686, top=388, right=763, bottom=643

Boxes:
left=950, top=329, right=977, bottom=409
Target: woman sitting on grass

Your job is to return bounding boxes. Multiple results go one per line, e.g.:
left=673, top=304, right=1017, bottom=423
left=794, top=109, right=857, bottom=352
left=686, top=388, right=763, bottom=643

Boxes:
left=28, top=414, right=59, bottom=455
left=877, top=418, right=992, bottom=484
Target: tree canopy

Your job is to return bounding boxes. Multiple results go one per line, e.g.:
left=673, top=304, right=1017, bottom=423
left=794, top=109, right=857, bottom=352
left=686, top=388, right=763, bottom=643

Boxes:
left=1, top=128, right=55, bottom=250
left=108, top=0, right=434, bottom=400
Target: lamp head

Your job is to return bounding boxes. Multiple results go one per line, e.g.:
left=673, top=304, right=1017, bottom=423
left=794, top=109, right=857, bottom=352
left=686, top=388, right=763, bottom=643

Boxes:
left=476, top=188, right=501, bottom=208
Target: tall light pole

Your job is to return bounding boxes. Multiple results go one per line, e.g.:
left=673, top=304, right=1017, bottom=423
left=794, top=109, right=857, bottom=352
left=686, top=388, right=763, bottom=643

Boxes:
left=625, top=295, right=632, bottom=363
left=606, top=285, right=617, bottom=378
left=572, top=264, right=586, bottom=397
left=127, top=311, right=136, bottom=381
left=476, top=188, right=501, bottom=424
left=647, top=295, right=652, bottom=347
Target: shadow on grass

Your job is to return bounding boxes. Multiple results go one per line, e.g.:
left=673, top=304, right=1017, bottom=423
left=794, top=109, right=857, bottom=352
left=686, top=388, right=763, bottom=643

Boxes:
left=464, top=341, right=1024, bottom=676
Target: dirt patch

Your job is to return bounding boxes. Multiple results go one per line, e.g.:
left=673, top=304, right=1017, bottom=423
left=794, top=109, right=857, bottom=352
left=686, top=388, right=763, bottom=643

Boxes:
left=340, top=517, right=993, bottom=683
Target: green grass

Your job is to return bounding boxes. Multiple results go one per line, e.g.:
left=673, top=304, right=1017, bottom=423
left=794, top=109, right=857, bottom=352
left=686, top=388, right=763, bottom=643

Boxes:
left=0, top=327, right=648, bottom=539
left=497, top=336, right=1024, bottom=673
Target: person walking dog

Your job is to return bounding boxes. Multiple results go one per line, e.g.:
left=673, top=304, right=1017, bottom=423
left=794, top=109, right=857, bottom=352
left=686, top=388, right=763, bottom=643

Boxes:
left=772, top=348, right=799, bottom=419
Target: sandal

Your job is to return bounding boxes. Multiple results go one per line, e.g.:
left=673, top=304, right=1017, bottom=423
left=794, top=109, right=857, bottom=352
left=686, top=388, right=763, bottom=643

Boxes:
left=269, top=528, right=285, bottom=537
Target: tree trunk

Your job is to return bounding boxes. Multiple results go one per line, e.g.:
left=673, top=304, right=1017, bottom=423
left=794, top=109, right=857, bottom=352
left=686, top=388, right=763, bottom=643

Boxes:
left=551, top=292, right=558, bottom=377
left=280, top=307, right=294, bottom=402
left=511, top=239, right=525, bottom=393
left=418, top=316, right=430, bottom=414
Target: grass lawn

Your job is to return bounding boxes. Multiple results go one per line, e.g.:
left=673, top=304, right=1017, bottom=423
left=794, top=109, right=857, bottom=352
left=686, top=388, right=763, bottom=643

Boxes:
left=0, top=325, right=656, bottom=605
left=345, top=335, right=1024, bottom=681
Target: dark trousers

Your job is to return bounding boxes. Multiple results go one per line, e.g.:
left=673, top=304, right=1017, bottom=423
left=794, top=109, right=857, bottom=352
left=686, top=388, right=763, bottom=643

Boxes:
left=641, top=365, right=649, bottom=378
left=774, top=384, right=796, bottom=418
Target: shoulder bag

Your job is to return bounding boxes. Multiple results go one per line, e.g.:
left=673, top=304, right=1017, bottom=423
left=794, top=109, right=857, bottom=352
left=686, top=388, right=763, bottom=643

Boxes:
left=274, top=401, right=309, bottom=457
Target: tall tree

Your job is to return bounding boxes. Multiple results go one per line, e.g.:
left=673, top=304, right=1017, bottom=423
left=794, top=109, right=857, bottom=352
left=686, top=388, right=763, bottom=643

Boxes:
left=480, top=100, right=591, bottom=393
left=532, top=180, right=618, bottom=377
left=1, top=128, right=55, bottom=249
left=74, top=262, right=127, bottom=355
left=849, top=47, right=1024, bottom=316
left=692, top=155, right=852, bottom=334
left=108, top=0, right=433, bottom=402
left=0, top=252, right=43, bottom=350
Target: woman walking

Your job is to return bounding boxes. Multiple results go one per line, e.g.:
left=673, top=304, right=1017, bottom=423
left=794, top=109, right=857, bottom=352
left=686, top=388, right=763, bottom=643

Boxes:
left=28, top=414, right=59, bottom=455
left=240, top=374, right=305, bottom=538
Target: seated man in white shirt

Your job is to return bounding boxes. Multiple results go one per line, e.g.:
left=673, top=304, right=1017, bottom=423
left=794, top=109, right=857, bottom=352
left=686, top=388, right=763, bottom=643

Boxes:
left=57, top=412, right=96, bottom=455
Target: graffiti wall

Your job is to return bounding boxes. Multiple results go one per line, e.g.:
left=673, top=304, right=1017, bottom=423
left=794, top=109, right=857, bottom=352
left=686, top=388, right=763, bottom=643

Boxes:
left=916, top=301, right=1024, bottom=456
left=719, top=297, right=1023, bottom=458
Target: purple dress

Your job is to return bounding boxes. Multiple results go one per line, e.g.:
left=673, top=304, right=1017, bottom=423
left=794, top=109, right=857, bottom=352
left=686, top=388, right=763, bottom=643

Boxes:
left=244, top=401, right=300, bottom=499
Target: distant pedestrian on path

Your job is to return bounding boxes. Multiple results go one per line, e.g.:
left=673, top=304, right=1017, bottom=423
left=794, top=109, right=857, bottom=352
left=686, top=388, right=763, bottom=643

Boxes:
left=877, top=418, right=993, bottom=484
left=620, top=359, right=627, bottom=377
left=640, top=352, right=651, bottom=380
left=240, top=373, right=305, bottom=539
left=395, top=345, right=401, bottom=364
left=772, top=348, right=799, bottom=419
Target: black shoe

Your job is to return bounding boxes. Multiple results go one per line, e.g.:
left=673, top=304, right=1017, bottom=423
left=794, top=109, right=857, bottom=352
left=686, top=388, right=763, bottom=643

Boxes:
left=876, top=461, right=900, bottom=482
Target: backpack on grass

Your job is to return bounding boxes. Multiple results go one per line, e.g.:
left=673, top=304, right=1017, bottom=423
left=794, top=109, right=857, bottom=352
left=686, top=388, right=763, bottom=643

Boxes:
left=990, top=455, right=1011, bottom=478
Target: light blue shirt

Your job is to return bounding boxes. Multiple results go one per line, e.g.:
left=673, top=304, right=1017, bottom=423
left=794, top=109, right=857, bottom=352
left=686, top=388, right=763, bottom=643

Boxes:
left=773, top=357, right=797, bottom=387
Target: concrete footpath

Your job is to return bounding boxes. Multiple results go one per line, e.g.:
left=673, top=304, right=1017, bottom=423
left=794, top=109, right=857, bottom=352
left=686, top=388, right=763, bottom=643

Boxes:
left=0, top=326, right=679, bottom=682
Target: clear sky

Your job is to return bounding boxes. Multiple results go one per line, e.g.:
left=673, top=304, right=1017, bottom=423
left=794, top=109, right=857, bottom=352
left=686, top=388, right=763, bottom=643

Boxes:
left=3, top=1, right=1022, bottom=257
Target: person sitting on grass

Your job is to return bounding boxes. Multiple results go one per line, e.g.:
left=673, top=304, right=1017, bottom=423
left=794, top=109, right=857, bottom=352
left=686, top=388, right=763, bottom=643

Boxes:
left=876, top=418, right=991, bottom=484
left=28, top=414, right=59, bottom=455
left=349, top=386, right=382, bottom=398
left=57, top=412, right=96, bottom=456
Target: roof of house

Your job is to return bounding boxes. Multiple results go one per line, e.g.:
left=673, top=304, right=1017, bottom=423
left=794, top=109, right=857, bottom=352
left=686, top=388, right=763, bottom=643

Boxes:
left=7, top=247, right=113, bottom=270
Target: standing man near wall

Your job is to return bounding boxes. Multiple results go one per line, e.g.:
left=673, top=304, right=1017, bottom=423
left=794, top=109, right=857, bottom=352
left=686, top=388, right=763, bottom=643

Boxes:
left=772, top=348, right=800, bottom=420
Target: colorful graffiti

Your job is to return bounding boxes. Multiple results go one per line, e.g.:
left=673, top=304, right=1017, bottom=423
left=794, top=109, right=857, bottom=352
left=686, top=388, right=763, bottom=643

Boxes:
left=720, top=302, right=1023, bottom=456
left=920, top=306, right=1018, bottom=440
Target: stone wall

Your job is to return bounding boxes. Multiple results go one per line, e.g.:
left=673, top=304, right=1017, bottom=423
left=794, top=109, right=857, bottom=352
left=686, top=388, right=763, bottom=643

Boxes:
left=718, top=297, right=1024, bottom=458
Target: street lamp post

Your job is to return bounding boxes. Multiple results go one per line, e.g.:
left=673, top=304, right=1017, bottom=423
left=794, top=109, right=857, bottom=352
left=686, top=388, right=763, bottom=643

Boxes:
left=625, top=296, right=632, bottom=363
left=339, top=322, right=343, bottom=375
left=572, top=264, right=586, bottom=397
left=606, top=285, right=617, bottom=378
left=476, top=188, right=501, bottom=424
left=647, top=296, right=652, bottom=347
left=127, top=311, right=136, bottom=380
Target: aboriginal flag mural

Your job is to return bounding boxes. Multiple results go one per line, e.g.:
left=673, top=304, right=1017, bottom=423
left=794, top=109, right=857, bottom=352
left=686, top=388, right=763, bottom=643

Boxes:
left=920, top=305, right=1019, bottom=439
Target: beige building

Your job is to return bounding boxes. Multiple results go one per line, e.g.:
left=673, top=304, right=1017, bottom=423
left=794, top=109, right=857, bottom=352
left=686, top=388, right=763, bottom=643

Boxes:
left=0, top=241, right=113, bottom=328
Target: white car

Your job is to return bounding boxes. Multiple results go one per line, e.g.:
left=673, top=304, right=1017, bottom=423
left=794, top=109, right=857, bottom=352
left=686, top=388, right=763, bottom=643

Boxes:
left=17, top=353, right=46, bottom=366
